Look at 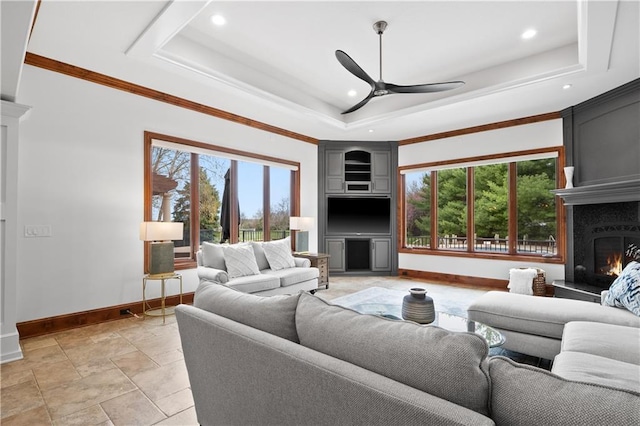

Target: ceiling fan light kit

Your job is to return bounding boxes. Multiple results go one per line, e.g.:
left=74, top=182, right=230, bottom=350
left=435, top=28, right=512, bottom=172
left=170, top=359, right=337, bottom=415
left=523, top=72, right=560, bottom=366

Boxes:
left=336, top=20, right=465, bottom=114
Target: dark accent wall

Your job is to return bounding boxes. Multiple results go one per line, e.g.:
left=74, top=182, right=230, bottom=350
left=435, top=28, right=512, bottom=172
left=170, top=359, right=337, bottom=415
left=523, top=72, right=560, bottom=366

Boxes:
left=562, top=79, right=640, bottom=186
left=562, top=78, right=640, bottom=283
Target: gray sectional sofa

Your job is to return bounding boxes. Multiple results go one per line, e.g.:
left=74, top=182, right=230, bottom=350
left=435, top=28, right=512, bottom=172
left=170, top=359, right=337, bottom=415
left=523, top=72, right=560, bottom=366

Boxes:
left=468, top=291, right=640, bottom=393
left=176, top=283, right=640, bottom=426
left=196, top=238, right=319, bottom=296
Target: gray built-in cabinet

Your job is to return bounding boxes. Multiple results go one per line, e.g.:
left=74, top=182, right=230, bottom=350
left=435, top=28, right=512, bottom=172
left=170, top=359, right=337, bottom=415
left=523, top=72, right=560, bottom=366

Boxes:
left=318, top=141, right=398, bottom=275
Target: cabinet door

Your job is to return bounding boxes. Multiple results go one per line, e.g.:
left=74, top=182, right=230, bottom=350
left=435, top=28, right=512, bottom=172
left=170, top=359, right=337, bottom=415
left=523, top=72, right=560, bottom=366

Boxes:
left=372, top=151, right=390, bottom=193
left=326, top=238, right=345, bottom=272
left=325, top=151, right=344, bottom=193
left=371, top=238, right=391, bottom=271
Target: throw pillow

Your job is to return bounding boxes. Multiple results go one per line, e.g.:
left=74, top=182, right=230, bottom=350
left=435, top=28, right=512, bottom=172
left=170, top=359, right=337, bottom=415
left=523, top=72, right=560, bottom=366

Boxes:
left=603, top=261, right=640, bottom=316
left=201, top=242, right=227, bottom=270
left=222, top=243, right=260, bottom=279
left=250, top=241, right=270, bottom=271
left=295, top=293, right=491, bottom=415
left=262, top=237, right=296, bottom=271
left=194, top=282, right=300, bottom=342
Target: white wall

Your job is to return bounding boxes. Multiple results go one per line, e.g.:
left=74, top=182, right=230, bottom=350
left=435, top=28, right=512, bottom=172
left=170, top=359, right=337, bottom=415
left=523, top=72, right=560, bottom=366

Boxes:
left=16, top=66, right=318, bottom=321
left=398, top=119, right=565, bottom=283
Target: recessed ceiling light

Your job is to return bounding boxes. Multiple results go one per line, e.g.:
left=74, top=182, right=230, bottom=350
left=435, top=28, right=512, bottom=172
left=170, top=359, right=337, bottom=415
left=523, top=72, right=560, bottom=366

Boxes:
left=521, top=28, right=537, bottom=40
left=368, top=129, right=374, bottom=133
left=347, top=90, right=357, bottom=97
left=563, top=84, right=572, bottom=90
left=211, top=14, right=226, bottom=26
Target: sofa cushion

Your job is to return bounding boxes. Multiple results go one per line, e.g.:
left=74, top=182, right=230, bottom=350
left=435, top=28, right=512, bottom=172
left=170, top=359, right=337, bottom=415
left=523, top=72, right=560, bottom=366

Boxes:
left=263, top=267, right=319, bottom=287
left=223, top=243, right=261, bottom=278
left=295, top=293, right=491, bottom=415
left=603, top=261, right=640, bottom=316
left=552, top=351, right=640, bottom=393
left=201, top=242, right=227, bottom=271
left=489, top=356, right=640, bottom=426
left=262, top=237, right=296, bottom=271
left=225, top=273, right=280, bottom=294
left=561, top=321, right=640, bottom=365
left=193, top=282, right=300, bottom=342
left=467, top=291, right=640, bottom=340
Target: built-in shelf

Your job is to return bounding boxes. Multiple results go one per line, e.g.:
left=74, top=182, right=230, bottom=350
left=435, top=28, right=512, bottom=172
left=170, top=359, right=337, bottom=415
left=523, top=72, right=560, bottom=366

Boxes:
left=551, top=179, right=640, bottom=205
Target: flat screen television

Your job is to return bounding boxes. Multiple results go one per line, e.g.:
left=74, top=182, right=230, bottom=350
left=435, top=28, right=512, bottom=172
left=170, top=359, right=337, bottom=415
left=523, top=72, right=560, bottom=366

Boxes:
left=327, top=197, right=391, bottom=235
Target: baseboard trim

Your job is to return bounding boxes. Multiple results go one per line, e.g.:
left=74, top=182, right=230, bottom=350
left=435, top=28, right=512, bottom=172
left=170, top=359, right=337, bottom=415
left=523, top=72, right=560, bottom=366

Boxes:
left=1, top=331, right=24, bottom=364
left=398, top=269, right=555, bottom=295
left=16, top=293, right=194, bottom=339
left=398, top=268, right=509, bottom=290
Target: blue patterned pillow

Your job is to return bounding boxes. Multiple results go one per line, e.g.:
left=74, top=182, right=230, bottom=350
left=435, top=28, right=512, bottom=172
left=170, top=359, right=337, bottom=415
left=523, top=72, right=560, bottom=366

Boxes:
left=603, top=261, right=640, bottom=316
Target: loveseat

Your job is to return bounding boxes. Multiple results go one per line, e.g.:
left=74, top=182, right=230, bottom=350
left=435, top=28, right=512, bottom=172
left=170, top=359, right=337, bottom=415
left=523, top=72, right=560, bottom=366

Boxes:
left=176, top=283, right=640, bottom=426
left=196, top=237, right=319, bottom=296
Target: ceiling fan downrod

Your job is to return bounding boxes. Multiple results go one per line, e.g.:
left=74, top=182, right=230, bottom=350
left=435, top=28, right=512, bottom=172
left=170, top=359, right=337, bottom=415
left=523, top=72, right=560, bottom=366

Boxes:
left=373, top=20, right=387, bottom=82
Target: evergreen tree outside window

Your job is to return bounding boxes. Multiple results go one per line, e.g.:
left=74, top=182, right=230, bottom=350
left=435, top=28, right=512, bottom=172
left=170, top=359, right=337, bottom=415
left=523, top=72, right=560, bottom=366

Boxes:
left=401, top=148, right=562, bottom=260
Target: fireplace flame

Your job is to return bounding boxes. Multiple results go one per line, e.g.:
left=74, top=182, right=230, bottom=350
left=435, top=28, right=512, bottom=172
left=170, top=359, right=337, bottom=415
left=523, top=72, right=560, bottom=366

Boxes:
left=605, top=252, right=623, bottom=276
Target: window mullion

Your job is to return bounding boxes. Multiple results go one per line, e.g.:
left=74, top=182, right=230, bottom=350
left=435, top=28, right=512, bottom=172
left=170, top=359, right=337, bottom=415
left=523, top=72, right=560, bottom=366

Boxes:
left=467, top=167, right=474, bottom=253
left=190, top=153, right=200, bottom=258
left=263, top=166, right=270, bottom=241
left=431, top=171, right=438, bottom=250
left=230, top=160, right=239, bottom=243
left=508, top=162, right=518, bottom=254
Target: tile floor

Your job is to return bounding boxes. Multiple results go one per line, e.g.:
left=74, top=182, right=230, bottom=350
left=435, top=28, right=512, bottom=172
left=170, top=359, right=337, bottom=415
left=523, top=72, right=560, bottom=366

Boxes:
left=1, top=276, right=499, bottom=425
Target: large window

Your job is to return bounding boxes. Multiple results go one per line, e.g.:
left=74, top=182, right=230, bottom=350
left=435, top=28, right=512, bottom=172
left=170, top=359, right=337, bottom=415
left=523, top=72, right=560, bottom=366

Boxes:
left=144, top=132, right=300, bottom=270
left=401, top=148, right=563, bottom=261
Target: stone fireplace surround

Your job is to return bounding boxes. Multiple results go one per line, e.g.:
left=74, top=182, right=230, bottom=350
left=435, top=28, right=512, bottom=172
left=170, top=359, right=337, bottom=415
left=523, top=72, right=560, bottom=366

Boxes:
left=571, top=201, right=640, bottom=289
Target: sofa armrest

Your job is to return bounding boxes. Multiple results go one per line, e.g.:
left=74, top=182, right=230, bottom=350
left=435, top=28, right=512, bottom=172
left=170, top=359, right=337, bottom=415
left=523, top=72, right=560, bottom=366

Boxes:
left=293, top=257, right=311, bottom=268
left=197, top=266, right=229, bottom=284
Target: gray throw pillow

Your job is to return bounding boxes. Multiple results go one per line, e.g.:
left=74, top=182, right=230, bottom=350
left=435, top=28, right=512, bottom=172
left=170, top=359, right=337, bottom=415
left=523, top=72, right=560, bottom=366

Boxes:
left=490, top=356, right=640, bottom=425
left=223, top=243, right=260, bottom=278
left=262, top=237, right=296, bottom=271
left=250, top=241, right=270, bottom=271
left=194, top=282, right=300, bottom=342
left=201, top=242, right=226, bottom=271
left=295, top=293, right=491, bottom=415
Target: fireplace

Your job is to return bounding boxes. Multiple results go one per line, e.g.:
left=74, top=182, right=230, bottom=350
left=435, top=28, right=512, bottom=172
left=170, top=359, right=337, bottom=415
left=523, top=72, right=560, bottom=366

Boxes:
left=571, top=201, right=640, bottom=289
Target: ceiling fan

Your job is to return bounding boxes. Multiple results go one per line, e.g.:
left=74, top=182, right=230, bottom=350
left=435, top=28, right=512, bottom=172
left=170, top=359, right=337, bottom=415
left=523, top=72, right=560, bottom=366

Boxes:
left=336, top=20, right=465, bottom=114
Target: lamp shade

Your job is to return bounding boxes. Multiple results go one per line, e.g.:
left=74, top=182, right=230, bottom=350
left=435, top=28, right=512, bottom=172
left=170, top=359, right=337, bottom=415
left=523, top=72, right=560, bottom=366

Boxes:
left=289, top=216, right=314, bottom=231
left=139, top=222, right=184, bottom=241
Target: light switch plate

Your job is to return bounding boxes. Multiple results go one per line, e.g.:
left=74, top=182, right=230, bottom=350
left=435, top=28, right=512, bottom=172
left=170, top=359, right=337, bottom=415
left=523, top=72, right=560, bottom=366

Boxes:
left=24, top=225, right=52, bottom=238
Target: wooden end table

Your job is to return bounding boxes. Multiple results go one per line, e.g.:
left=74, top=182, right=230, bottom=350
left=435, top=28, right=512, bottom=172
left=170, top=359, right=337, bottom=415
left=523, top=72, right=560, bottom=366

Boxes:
left=294, top=252, right=330, bottom=290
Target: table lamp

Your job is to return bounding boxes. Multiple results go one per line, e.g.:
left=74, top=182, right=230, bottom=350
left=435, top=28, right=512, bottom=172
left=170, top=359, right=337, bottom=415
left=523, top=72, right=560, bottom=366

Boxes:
left=140, top=221, right=184, bottom=277
left=289, top=216, right=314, bottom=253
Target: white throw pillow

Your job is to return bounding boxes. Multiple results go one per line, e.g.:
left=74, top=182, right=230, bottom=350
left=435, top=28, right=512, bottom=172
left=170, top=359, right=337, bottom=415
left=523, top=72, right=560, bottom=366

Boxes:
left=222, top=243, right=261, bottom=279
left=262, top=237, right=296, bottom=271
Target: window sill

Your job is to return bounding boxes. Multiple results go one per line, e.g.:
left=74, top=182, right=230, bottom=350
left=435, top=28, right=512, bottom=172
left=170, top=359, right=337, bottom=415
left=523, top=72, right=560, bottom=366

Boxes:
left=399, top=247, right=564, bottom=264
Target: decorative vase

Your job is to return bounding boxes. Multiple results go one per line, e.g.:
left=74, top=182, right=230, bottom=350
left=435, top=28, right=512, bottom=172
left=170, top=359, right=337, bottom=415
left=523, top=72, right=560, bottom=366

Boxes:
left=401, top=288, right=435, bottom=324
left=564, top=166, right=575, bottom=189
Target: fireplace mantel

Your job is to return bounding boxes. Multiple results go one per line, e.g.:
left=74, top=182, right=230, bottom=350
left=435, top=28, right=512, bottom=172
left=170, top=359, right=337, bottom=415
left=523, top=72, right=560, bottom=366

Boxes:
left=552, top=179, right=640, bottom=206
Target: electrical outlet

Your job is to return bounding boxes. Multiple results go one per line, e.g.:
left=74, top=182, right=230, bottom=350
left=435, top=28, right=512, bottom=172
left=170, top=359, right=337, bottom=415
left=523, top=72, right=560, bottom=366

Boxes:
left=120, top=309, right=130, bottom=316
left=24, top=225, right=52, bottom=238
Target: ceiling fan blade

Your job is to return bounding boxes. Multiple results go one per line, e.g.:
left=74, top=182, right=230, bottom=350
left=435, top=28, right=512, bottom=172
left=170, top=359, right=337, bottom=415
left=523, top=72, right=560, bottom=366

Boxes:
left=341, top=91, right=376, bottom=114
left=335, top=50, right=376, bottom=86
left=386, top=81, right=465, bottom=94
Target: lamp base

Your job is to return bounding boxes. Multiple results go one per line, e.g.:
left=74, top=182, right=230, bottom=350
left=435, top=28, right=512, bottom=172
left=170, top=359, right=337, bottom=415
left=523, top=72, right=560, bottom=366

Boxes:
left=295, top=231, right=309, bottom=253
left=149, top=242, right=175, bottom=276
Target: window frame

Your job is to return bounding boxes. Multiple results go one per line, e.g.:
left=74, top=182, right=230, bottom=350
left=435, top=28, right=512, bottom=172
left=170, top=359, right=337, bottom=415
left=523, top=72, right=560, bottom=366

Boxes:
left=398, top=147, right=566, bottom=263
left=143, top=131, right=301, bottom=271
